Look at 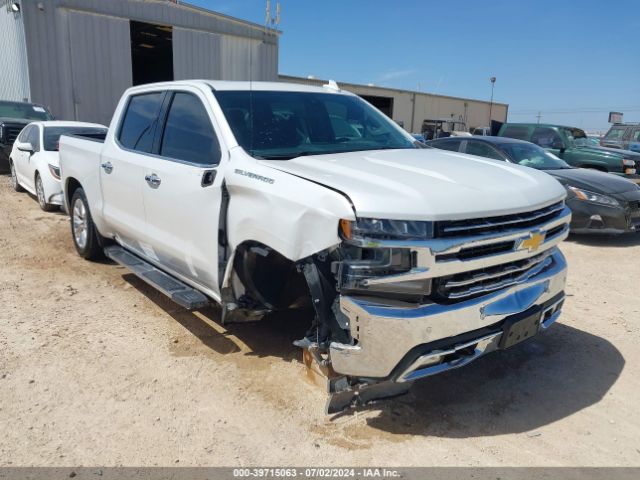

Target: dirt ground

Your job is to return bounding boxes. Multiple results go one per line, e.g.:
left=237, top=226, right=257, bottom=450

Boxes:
left=0, top=174, right=639, bottom=467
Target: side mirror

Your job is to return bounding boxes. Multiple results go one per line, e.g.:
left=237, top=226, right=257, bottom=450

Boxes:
left=551, top=140, right=565, bottom=150
left=17, top=142, right=34, bottom=153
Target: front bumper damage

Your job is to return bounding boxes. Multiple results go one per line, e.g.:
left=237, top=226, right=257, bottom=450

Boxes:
left=323, top=205, right=571, bottom=413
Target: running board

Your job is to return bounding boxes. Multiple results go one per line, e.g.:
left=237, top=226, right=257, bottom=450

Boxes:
left=104, top=245, right=210, bottom=311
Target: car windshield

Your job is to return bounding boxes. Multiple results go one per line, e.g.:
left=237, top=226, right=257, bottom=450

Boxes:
left=214, top=90, right=417, bottom=159
left=43, top=127, right=107, bottom=151
left=0, top=101, right=53, bottom=121
left=499, top=143, right=571, bottom=170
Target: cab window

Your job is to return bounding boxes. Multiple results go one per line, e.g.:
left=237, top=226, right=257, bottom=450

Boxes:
left=531, top=127, right=562, bottom=148
left=501, top=126, right=529, bottom=141
left=604, top=126, right=626, bottom=140
left=159, top=92, right=221, bottom=166
left=118, top=92, right=165, bottom=153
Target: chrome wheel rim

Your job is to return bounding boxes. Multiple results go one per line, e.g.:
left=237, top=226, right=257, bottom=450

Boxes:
left=72, top=198, right=88, bottom=249
left=36, top=176, right=46, bottom=207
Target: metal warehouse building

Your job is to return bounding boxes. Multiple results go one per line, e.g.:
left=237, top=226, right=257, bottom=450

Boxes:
left=0, top=0, right=279, bottom=125
left=280, top=75, right=509, bottom=135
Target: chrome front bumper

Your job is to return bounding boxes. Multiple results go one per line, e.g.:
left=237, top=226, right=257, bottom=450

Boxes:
left=330, top=247, right=567, bottom=379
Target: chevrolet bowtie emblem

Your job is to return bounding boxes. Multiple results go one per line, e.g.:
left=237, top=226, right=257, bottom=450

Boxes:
left=520, top=231, right=545, bottom=252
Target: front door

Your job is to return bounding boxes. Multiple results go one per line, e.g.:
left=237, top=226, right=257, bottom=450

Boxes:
left=100, top=91, right=166, bottom=254
left=12, top=125, right=32, bottom=186
left=140, top=90, right=224, bottom=297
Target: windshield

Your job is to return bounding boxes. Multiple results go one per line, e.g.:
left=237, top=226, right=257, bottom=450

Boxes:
left=214, top=90, right=416, bottom=159
left=0, top=101, right=53, bottom=121
left=499, top=143, right=571, bottom=170
left=43, top=127, right=107, bottom=151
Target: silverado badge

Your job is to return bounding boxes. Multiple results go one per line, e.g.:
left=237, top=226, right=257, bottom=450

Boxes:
left=520, top=231, right=545, bottom=252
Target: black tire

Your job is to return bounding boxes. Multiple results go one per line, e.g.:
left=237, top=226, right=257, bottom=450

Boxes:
left=70, top=187, right=103, bottom=260
left=35, top=172, right=57, bottom=212
left=9, top=160, right=24, bottom=192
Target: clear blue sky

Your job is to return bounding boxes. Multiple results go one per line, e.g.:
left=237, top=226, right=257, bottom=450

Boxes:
left=188, top=0, right=640, bottom=132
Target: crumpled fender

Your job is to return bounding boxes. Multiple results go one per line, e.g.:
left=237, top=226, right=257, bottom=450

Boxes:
left=225, top=153, right=355, bottom=261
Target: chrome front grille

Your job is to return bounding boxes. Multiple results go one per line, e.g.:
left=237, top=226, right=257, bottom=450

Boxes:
left=4, top=125, right=25, bottom=145
left=436, top=201, right=565, bottom=237
left=434, top=250, right=554, bottom=301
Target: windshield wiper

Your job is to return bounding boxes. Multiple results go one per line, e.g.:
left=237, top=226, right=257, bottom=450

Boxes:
left=257, top=151, right=322, bottom=160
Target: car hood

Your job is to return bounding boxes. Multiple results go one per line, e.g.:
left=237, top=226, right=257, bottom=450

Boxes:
left=574, top=144, right=640, bottom=161
left=0, top=117, right=30, bottom=126
left=261, top=149, right=566, bottom=221
left=545, top=167, right=639, bottom=195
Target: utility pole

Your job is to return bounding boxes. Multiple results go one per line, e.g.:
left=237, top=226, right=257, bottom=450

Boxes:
left=488, top=76, right=496, bottom=127
left=536, top=111, right=542, bottom=123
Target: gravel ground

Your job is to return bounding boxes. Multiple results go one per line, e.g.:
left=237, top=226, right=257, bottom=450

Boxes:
left=0, top=174, right=639, bottom=466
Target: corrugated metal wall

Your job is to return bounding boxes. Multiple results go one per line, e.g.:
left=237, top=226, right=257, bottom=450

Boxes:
left=20, top=0, right=280, bottom=122
left=0, top=4, right=31, bottom=102
left=280, top=75, right=509, bottom=133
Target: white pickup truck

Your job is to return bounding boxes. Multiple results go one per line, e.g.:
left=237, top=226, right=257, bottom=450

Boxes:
left=60, top=80, right=570, bottom=412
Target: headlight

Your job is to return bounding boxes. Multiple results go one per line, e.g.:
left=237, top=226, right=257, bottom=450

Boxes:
left=567, top=186, right=619, bottom=206
left=623, top=159, right=637, bottom=175
left=340, top=218, right=433, bottom=240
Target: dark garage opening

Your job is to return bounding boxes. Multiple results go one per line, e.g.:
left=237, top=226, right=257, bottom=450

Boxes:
left=130, top=21, right=174, bottom=86
left=360, top=95, right=394, bottom=118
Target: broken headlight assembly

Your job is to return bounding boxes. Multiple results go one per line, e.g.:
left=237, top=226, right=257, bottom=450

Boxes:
left=336, top=218, right=433, bottom=302
left=340, top=218, right=434, bottom=241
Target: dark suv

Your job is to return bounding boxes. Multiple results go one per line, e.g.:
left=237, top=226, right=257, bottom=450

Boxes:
left=601, top=124, right=640, bottom=152
left=498, top=123, right=640, bottom=182
left=0, top=100, right=53, bottom=172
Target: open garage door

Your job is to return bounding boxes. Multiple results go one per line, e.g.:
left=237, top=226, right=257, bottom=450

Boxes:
left=360, top=95, right=394, bottom=118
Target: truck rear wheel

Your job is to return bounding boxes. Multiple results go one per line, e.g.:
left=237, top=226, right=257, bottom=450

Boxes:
left=70, top=188, right=102, bottom=260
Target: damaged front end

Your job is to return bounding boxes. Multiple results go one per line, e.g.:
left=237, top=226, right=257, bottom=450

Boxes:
left=218, top=203, right=571, bottom=414
left=318, top=204, right=570, bottom=413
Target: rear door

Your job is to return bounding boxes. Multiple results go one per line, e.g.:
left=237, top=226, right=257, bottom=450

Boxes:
left=140, top=88, right=225, bottom=297
left=100, top=91, right=166, bottom=255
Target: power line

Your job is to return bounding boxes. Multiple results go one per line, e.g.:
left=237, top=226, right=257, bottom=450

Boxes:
left=511, top=106, right=640, bottom=114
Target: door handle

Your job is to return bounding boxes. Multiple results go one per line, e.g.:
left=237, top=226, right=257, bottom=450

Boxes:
left=145, top=173, right=161, bottom=188
left=101, top=162, right=113, bottom=174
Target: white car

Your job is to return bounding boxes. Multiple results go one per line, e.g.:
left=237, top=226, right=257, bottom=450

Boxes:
left=59, top=80, right=570, bottom=412
left=9, top=121, right=107, bottom=211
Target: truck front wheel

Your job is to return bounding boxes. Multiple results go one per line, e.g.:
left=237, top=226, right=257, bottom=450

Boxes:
left=70, top=188, right=102, bottom=260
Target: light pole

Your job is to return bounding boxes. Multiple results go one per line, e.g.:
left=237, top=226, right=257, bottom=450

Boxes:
left=488, top=76, right=496, bottom=127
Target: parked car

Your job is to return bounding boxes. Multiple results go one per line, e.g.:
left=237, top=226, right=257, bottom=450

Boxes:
left=497, top=123, right=640, bottom=182
left=411, top=133, right=426, bottom=143
left=9, top=121, right=107, bottom=211
left=601, top=123, right=640, bottom=152
left=427, top=136, right=640, bottom=234
left=471, top=127, right=491, bottom=136
left=60, top=80, right=570, bottom=412
left=0, top=100, right=54, bottom=172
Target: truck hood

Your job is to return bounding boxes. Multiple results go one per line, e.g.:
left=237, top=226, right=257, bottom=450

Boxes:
left=0, top=117, right=30, bottom=126
left=573, top=145, right=640, bottom=160
left=261, top=149, right=566, bottom=221
left=545, top=167, right=639, bottom=195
